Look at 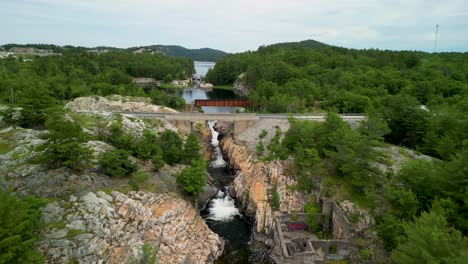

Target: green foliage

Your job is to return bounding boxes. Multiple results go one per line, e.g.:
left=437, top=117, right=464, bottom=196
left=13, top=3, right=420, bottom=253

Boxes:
left=132, top=170, right=150, bottom=183
left=128, top=242, right=158, bottom=264
left=391, top=206, right=468, bottom=263
left=99, top=149, right=137, bottom=177
left=256, top=141, right=265, bottom=155
left=159, top=130, right=184, bottom=165
left=41, top=113, right=92, bottom=169
left=359, top=249, right=371, bottom=260
left=0, top=49, right=190, bottom=132
left=304, top=201, right=320, bottom=232
left=149, top=89, right=185, bottom=109
left=258, top=129, right=268, bottom=139
left=0, top=190, right=46, bottom=264
left=183, top=133, right=202, bottom=163
left=106, top=118, right=137, bottom=152
left=269, top=187, right=280, bottom=209
left=65, top=229, right=86, bottom=238
left=131, top=44, right=227, bottom=61
left=265, top=127, right=287, bottom=160
left=359, top=106, right=390, bottom=141
left=176, top=159, right=207, bottom=196
left=129, top=170, right=151, bottom=191
left=295, top=146, right=323, bottom=192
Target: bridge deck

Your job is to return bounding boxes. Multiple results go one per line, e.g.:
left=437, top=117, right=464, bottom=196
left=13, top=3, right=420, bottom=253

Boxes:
left=194, top=99, right=250, bottom=107
left=108, top=112, right=365, bottom=122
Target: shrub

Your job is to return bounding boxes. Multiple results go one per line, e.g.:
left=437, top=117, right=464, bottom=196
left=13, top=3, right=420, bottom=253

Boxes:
left=132, top=170, right=150, bottom=183
left=99, top=149, right=137, bottom=177
left=270, top=187, right=280, bottom=209
left=304, top=201, right=320, bottom=231
left=259, top=129, right=268, bottom=139
left=256, top=141, right=265, bottom=155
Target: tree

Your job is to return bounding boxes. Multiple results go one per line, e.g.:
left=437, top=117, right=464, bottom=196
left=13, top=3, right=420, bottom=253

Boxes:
left=16, top=83, right=57, bottom=128
left=176, top=159, right=207, bottom=196
left=391, top=206, right=468, bottom=263
left=159, top=130, right=184, bottom=165
left=99, top=149, right=137, bottom=177
left=42, top=113, right=92, bottom=170
left=183, top=133, right=202, bottom=163
left=0, top=190, right=46, bottom=264
left=295, top=146, right=323, bottom=192
left=359, top=106, right=390, bottom=141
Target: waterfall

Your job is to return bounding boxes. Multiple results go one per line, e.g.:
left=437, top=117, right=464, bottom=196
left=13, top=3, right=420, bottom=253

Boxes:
left=207, top=188, right=240, bottom=221
left=208, top=121, right=227, bottom=167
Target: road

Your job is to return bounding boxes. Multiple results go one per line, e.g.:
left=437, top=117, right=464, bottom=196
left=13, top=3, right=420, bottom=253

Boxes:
left=96, top=111, right=366, bottom=122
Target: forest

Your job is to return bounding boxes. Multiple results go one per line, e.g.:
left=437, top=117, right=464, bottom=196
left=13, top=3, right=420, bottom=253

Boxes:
left=0, top=50, right=193, bottom=127
left=206, top=41, right=468, bottom=262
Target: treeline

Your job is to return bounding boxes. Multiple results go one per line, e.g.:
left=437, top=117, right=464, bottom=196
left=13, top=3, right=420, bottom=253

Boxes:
left=273, top=113, right=468, bottom=262
left=131, top=45, right=228, bottom=61
left=0, top=50, right=193, bottom=127
left=206, top=42, right=467, bottom=159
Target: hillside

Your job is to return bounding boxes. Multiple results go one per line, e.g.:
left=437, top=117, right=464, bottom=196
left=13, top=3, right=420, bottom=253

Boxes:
left=133, top=45, right=228, bottom=61
left=267, top=39, right=330, bottom=49
left=1, top=43, right=228, bottom=61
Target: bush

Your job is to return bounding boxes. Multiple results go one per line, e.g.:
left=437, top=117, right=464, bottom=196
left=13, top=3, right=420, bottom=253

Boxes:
left=304, top=201, right=320, bottom=231
left=99, top=149, right=137, bottom=177
left=256, top=141, right=265, bottom=155
left=270, top=187, right=280, bottom=209
left=132, top=170, right=150, bottom=183
left=41, top=113, right=92, bottom=170
left=259, top=129, right=268, bottom=139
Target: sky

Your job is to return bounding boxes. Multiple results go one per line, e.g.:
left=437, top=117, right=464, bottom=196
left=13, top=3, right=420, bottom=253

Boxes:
left=1, top=0, right=467, bottom=53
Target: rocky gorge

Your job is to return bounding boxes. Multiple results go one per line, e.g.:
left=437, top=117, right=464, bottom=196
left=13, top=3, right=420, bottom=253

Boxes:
left=38, top=191, right=223, bottom=264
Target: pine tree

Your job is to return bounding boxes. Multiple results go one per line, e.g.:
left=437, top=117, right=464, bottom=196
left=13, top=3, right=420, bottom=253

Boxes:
left=392, top=206, right=468, bottom=263
left=176, top=159, right=207, bottom=196
left=183, top=133, right=201, bottom=163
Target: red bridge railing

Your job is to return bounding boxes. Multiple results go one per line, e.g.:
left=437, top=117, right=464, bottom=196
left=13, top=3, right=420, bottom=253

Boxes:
left=194, top=99, right=250, bottom=107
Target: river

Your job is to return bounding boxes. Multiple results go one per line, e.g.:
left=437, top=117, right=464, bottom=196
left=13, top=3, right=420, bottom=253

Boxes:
left=189, top=62, right=261, bottom=263
left=202, top=121, right=253, bottom=264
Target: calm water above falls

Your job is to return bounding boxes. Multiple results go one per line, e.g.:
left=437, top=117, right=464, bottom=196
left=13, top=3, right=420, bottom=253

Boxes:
left=175, top=61, right=244, bottom=113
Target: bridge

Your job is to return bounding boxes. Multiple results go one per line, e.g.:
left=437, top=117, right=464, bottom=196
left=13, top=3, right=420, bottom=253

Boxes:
left=112, top=112, right=365, bottom=135
left=194, top=99, right=250, bottom=107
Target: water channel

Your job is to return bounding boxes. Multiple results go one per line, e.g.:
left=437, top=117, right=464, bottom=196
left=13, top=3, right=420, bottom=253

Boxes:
left=188, top=62, right=261, bottom=263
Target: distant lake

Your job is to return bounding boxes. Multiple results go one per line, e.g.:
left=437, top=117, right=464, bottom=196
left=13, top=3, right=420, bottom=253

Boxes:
left=174, top=61, right=244, bottom=113
left=194, top=61, right=216, bottom=79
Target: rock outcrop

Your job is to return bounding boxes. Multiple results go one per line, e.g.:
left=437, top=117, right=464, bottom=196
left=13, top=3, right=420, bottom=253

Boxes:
left=220, top=136, right=307, bottom=234
left=199, top=82, right=214, bottom=90
left=38, top=191, right=224, bottom=264
left=233, top=73, right=248, bottom=96
left=65, top=96, right=178, bottom=113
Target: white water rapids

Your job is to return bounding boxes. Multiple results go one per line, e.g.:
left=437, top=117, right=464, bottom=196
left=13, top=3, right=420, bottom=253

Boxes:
left=207, top=189, right=241, bottom=221
left=206, top=121, right=240, bottom=221
left=208, top=121, right=227, bottom=167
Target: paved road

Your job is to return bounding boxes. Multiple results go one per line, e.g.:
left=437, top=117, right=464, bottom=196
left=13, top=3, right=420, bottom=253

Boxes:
left=101, top=111, right=365, bottom=122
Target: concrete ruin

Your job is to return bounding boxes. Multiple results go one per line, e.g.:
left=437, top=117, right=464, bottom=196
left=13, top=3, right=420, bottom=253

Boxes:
left=271, top=199, right=356, bottom=264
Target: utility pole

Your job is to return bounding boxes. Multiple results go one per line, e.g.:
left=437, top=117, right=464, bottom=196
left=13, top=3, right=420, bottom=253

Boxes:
left=433, top=24, right=439, bottom=53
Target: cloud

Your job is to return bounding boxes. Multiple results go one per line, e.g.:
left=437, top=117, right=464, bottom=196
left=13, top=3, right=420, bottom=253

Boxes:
left=1, top=0, right=467, bottom=52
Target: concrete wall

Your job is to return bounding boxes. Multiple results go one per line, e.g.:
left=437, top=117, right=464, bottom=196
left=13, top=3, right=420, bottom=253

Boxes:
left=233, top=120, right=257, bottom=135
